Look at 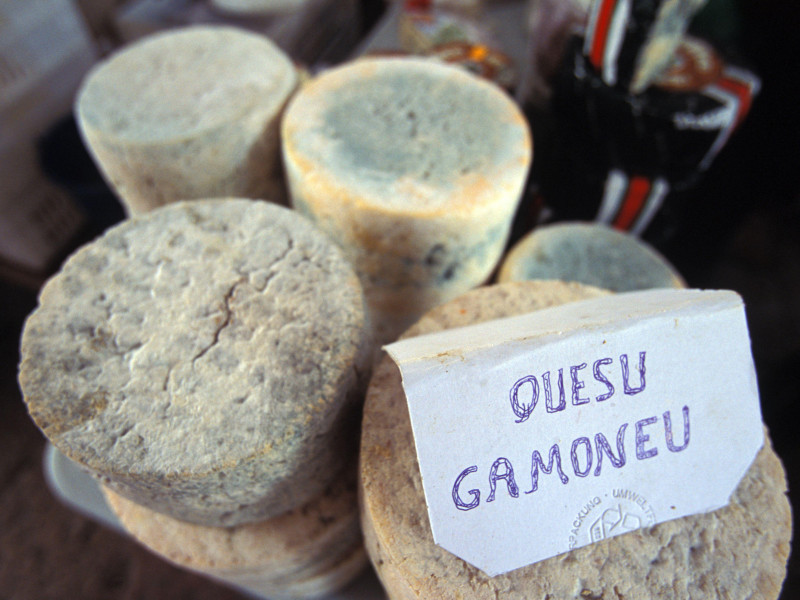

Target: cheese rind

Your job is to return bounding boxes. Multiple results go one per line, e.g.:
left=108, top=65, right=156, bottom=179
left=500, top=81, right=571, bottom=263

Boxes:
left=359, top=280, right=791, bottom=599
left=76, top=26, right=297, bottom=214
left=20, top=199, right=370, bottom=526
left=210, top=0, right=311, bottom=15
left=102, top=467, right=367, bottom=599
left=282, top=57, right=532, bottom=342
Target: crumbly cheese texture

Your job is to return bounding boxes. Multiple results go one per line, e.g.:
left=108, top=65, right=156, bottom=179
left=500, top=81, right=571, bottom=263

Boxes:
left=498, top=223, right=686, bottom=292
left=20, top=199, right=370, bottom=526
left=282, top=57, right=531, bottom=340
left=360, top=280, right=792, bottom=599
left=102, top=467, right=366, bottom=598
left=76, top=26, right=297, bottom=214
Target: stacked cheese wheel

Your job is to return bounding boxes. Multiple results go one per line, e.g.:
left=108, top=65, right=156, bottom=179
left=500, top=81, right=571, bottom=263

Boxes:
left=19, top=199, right=372, bottom=597
left=76, top=26, right=298, bottom=215
left=360, top=280, right=792, bottom=599
left=282, top=56, right=532, bottom=343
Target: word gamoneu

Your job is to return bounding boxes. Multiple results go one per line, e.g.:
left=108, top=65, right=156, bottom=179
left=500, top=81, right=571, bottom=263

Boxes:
left=451, top=352, right=691, bottom=511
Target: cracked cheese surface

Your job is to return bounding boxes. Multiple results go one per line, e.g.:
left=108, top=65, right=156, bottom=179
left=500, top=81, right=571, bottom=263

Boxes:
left=20, top=199, right=370, bottom=526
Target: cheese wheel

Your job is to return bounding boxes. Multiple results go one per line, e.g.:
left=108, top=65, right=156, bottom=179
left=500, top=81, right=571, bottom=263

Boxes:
left=101, top=467, right=367, bottom=599
left=76, top=26, right=297, bottom=215
left=281, top=57, right=532, bottom=343
left=498, top=222, right=685, bottom=291
left=19, top=199, right=371, bottom=526
left=359, top=280, right=791, bottom=599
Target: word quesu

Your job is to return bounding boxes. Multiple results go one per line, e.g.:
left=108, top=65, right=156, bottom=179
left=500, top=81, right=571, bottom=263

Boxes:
left=509, top=352, right=647, bottom=423
left=452, top=406, right=691, bottom=511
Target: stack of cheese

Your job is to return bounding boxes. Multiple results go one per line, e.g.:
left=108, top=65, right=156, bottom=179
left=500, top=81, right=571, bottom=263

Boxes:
left=76, top=26, right=298, bottom=215
left=19, top=199, right=373, bottom=598
left=282, top=56, right=532, bottom=344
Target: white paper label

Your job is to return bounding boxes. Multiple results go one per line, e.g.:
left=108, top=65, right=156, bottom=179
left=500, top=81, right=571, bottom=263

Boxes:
left=385, top=289, right=763, bottom=576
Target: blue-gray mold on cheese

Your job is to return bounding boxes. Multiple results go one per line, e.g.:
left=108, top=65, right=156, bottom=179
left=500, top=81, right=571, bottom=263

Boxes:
left=76, top=26, right=298, bottom=214
left=281, top=57, right=532, bottom=342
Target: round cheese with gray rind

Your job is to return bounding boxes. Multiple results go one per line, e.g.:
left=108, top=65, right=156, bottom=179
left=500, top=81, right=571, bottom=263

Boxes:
left=20, top=199, right=371, bottom=527
left=281, top=57, right=532, bottom=343
left=498, top=222, right=685, bottom=291
left=76, top=26, right=297, bottom=215
left=102, top=467, right=367, bottom=599
left=360, top=280, right=791, bottom=600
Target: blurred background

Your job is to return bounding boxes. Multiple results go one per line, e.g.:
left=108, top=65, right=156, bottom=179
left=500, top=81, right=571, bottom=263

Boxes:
left=1, top=0, right=798, bottom=597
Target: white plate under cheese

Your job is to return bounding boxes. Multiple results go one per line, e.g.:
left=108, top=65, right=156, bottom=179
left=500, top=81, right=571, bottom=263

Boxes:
left=498, top=222, right=685, bottom=291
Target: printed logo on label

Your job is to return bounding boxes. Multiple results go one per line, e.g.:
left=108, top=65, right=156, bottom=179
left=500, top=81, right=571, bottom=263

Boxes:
left=569, top=489, right=656, bottom=550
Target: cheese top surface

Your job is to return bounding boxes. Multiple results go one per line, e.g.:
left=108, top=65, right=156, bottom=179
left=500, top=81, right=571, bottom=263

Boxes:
left=20, top=199, right=366, bottom=478
left=77, top=26, right=297, bottom=143
left=499, top=222, right=685, bottom=291
left=282, top=57, right=531, bottom=215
